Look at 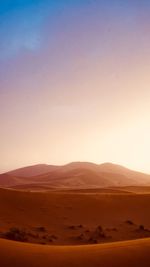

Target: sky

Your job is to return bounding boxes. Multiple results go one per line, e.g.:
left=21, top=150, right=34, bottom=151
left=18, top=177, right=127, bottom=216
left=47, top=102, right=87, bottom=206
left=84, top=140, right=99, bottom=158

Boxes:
left=0, top=0, right=150, bottom=173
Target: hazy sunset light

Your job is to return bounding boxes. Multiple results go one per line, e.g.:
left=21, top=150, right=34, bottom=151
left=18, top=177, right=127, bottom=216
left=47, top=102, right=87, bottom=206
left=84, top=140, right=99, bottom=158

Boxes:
left=1, top=3, right=150, bottom=267
left=1, top=0, right=150, bottom=173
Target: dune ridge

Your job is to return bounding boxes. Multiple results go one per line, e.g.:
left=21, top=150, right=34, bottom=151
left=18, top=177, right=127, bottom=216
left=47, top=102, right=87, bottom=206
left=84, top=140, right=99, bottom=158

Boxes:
left=1, top=164, right=150, bottom=266
left=0, top=237, right=150, bottom=267
left=0, top=187, right=150, bottom=245
left=1, top=162, right=150, bottom=189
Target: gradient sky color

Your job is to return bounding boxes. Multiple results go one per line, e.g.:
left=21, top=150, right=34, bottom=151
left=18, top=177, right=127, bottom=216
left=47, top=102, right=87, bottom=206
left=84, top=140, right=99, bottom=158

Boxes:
left=1, top=0, right=150, bottom=173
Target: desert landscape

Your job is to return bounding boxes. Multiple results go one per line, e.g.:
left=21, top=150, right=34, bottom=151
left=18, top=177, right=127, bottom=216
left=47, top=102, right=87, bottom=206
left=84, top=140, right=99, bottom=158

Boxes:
left=1, top=0, right=150, bottom=266
left=0, top=162, right=150, bottom=266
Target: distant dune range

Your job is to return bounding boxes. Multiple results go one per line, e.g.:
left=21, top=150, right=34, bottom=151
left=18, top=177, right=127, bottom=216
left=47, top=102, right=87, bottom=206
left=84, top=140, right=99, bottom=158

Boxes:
left=1, top=162, right=150, bottom=190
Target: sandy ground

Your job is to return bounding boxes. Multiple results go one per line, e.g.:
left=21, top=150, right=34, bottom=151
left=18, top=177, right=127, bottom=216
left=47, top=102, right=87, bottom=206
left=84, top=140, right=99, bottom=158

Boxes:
left=0, top=237, right=150, bottom=267
left=0, top=187, right=150, bottom=266
left=0, top=187, right=150, bottom=245
left=113, top=186, right=150, bottom=194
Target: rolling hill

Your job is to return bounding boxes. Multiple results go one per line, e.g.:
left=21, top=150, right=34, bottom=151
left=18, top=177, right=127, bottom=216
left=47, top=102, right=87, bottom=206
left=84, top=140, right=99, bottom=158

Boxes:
left=0, top=162, right=150, bottom=189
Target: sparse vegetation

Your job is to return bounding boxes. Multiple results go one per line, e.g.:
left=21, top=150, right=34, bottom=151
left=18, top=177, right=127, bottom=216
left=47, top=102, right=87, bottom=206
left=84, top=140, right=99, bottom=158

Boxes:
left=48, top=238, right=53, bottom=242
left=139, top=225, right=145, bottom=231
left=28, top=232, right=39, bottom=238
left=50, top=234, right=58, bottom=240
left=87, top=225, right=108, bottom=243
left=68, top=225, right=76, bottom=230
left=94, top=225, right=107, bottom=238
left=77, top=233, right=84, bottom=240
left=78, top=224, right=83, bottom=228
left=3, top=227, right=28, bottom=242
left=88, top=237, right=98, bottom=244
left=35, top=227, right=46, bottom=232
left=42, top=235, right=47, bottom=239
left=125, top=220, right=134, bottom=225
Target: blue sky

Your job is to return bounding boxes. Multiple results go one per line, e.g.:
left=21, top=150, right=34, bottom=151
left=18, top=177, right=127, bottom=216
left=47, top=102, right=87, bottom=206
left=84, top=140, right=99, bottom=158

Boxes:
left=0, top=0, right=87, bottom=58
left=1, top=1, right=150, bottom=173
left=0, top=0, right=149, bottom=58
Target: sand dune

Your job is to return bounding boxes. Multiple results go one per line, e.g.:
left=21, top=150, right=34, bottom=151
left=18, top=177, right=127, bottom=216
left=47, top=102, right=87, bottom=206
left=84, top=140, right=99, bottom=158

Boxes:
left=1, top=164, right=150, bottom=266
left=0, top=185, right=150, bottom=266
left=114, top=186, right=150, bottom=194
left=0, top=188, right=150, bottom=245
left=8, top=164, right=60, bottom=177
left=1, top=162, right=150, bottom=189
left=0, top=174, right=30, bottom=187
left=0, top=237, right=150, bottom=267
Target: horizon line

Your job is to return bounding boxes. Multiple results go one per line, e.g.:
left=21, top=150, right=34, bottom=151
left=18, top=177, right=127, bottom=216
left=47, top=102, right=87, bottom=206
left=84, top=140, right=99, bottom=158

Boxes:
left=1, top=161, right=150, bottom=176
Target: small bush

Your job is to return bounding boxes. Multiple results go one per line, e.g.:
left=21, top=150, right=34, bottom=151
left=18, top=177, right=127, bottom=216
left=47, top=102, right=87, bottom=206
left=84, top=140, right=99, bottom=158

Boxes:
left=90, top=225, right=107, bottom=240
left=78, top=224, right=83, bottom=228
left=68, top=225, right=76, bottom=230
left=139, top=225, right=145, bottom=231
left=50, top=234, right=57, bottom=240
left=125, top=220, right=134, bottom=225
left=77, top=234, right=84, bottom=240
left=35, top=227, right=46, bottom=232
left=88, top=237, right=98, bottom=244
left=4, top=227, right=27, bottom=242
left=106, top=228, right=117, bottom=232
left=97, top=225, right=103, bottom=232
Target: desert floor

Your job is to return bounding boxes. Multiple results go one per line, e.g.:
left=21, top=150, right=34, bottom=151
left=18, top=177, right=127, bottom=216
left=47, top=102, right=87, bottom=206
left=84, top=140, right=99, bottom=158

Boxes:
left=0, top=187, right=150, bottom=266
